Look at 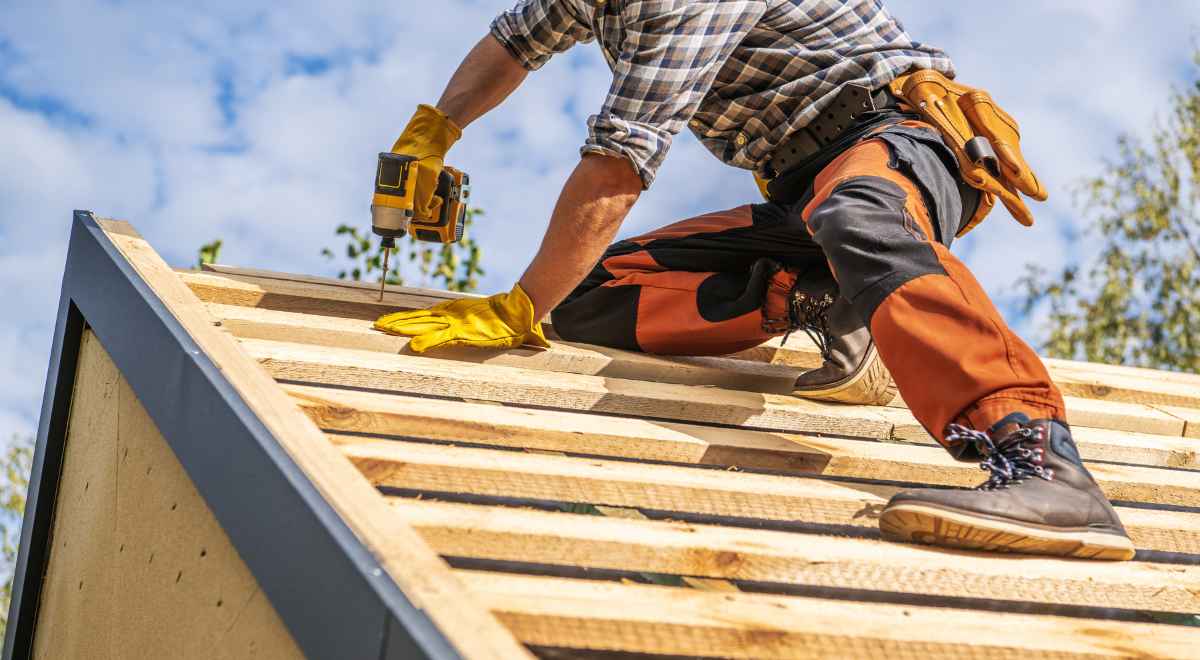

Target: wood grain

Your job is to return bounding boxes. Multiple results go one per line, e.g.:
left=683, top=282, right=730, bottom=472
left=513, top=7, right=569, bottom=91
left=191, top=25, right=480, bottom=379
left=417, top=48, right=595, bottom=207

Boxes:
left=245, top=338, right=895, bottom=439
left=193, top=265, right=1200, bottom=409
left=34, top=331, right=303, bottom=660
left=212, top=302, right=803, bottom=393
left=289, top=383, right=1200, bottom=470
left=458, top=570, right=1200, bottom=659
left=382, top=499, right=1200, bottom=613
left=336, top=437, right=1200, bottom=554
left=99, top=220, right=530, bottom=659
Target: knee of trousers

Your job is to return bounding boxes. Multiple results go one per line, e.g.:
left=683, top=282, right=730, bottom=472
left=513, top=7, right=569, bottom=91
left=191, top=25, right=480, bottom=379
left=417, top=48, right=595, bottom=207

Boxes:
left=550, top=289, right=641, bottom=352
left=805, top=175, right=947, bottom=325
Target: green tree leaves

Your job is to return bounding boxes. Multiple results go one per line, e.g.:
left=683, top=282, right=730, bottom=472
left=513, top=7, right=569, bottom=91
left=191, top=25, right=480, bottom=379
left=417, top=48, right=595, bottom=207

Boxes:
left=196, top=239, right=223, bottom=268
left=1023, top=57, right=1200, bottom=372
left=321, top=207, right=485, bottom=293
left=0, top=434, right=34, bottom=639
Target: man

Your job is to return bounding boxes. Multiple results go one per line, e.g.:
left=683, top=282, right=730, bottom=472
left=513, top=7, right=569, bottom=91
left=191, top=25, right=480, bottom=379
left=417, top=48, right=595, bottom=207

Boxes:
left=375, top=0, right=1135, bottom=561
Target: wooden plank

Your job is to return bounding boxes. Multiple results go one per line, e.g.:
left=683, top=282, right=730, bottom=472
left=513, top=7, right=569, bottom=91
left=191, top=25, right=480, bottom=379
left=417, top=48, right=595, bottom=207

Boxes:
left=227, top=301, right=1200, bottom=443
left=884, top=376, right=1200, bottom=412
left=180, top=271, right=439, bottom=321
left=257, top=336, right=1194, bottom=471
left=742, top=336, right=1200, bottom=412
left=291, top=383, right=1200, bottom=500
left=878, top=397, right=1186, bottom=441
left=387, top=499, right=1200, bottom=614
left=203, top=279, right=1191, bottom=438
left=214, top=263, right=1200, bottom=391
left=335, top=437, right=1200, bottom=554
left=290, top=385, right=711, bottom=464
left=1045, top=369, right=1200, bottom=410
left=1157, top=404, right=1200, bottom=439
left=289, top=384, right=1200, bottom=471
left=738, top=330, right=1200, bottom=390
left=245, top=338, right=895, bottom=439
left=873, top=405, right=1197, bottom=466
left=211, top=303, right=802, bottom=393
left=34, top=331, right=303, bottom=660
left=1045, top=357, right=1200, bottom=387
left=194, top=266, right=1200, bottom=411
left=200, top=263, right=478, bottom=302
left=98, top=221, right=530, bottom=659
left=458, top=570, right=1200, bottom=659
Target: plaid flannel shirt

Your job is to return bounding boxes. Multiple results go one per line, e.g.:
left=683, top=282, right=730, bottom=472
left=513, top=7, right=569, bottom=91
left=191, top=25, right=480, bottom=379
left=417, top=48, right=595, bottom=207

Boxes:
left=491, top=0, right=954, bottom=187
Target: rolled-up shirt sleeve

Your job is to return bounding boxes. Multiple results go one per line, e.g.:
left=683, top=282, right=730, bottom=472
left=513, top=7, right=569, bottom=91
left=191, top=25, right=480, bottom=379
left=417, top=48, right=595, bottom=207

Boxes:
left=582, top=1, right=763, bottom=188
left=490, top=0, right=594, bottom=71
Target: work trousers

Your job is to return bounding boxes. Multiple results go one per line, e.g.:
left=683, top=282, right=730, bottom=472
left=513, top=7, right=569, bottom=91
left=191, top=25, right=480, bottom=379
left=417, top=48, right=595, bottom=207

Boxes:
left=551, top=122, right=1066, bottom=456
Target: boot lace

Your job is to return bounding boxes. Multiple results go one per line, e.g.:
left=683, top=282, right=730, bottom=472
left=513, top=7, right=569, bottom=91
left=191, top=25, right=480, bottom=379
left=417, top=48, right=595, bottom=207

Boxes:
left=781, top=287, right=836, bottom=362
left=944, top=423, right=1053, bottom=490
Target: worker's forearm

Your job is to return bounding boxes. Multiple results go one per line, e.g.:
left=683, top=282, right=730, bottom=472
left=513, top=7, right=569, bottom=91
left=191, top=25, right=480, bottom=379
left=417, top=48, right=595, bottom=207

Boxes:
left=435, top=34, right=528, bottom=129
left=519, top=154, right=643, bottom=320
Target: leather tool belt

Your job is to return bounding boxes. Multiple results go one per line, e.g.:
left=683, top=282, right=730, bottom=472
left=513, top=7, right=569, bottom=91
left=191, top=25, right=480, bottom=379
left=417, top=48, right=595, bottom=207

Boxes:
left=765, top=84, right=897, bottom=178
left=887, top=69, right=1047, bottom=236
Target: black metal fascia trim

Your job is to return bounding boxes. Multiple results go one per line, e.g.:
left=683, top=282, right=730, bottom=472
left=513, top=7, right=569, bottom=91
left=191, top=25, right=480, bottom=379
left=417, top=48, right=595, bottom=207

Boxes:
left=3, top=212, right=461, bottom=660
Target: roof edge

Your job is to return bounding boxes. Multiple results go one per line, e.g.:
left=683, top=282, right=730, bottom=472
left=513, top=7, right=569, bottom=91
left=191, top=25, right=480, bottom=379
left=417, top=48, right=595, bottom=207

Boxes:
left=4, top=212, right=462, bottom=660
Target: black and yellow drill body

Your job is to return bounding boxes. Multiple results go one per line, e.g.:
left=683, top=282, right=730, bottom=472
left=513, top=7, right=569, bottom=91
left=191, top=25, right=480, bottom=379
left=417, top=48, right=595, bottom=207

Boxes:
left=370, top=152, right=470, bottom=248
left=369, top=152, right=470, bottom=299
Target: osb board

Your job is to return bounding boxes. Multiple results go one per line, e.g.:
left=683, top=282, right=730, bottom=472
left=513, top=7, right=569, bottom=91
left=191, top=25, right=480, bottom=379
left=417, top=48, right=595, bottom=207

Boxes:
left=103, top=218, right=528, bottom=659
left=32, top=331, right=302, bottom=660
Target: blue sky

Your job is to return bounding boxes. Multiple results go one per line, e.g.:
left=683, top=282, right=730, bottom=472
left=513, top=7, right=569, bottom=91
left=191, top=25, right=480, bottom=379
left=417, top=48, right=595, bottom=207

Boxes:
left=1, top=0, right=1198, bottom=439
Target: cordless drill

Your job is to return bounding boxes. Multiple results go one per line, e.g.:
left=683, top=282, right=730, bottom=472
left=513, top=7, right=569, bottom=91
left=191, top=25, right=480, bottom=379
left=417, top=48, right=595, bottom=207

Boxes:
left=370, top=152, right=471, bottom=299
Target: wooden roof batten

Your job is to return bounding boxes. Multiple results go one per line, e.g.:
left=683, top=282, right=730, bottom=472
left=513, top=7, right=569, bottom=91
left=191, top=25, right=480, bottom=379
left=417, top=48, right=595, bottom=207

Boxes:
left=9, top=211, right=1200, bottom=659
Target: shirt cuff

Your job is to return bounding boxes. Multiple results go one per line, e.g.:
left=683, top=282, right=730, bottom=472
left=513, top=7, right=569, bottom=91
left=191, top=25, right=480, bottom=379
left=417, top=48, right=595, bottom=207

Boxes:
left=583, top=114, right=673, bottom=189
left=489, top=15, right=551, bottom=71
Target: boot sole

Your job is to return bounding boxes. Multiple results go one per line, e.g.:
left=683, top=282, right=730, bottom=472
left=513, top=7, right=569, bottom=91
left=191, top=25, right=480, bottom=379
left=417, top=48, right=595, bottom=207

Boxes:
left=880, top=502, right=1136, bottom=561
left=792, top=344, right=897, bottom=406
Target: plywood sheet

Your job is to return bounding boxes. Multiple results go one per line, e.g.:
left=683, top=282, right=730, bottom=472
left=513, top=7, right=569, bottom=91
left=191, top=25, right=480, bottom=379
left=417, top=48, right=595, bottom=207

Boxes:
left=33, top=331, right=303, bottom=660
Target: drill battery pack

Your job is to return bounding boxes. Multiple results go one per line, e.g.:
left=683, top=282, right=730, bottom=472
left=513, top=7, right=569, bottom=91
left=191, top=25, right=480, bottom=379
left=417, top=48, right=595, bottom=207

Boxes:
left=413, top=166, right=470, bottom=243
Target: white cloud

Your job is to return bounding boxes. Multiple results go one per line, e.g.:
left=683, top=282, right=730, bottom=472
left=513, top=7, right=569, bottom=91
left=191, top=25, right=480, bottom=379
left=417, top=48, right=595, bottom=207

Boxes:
left=0, top=0, right=1197, bottom=436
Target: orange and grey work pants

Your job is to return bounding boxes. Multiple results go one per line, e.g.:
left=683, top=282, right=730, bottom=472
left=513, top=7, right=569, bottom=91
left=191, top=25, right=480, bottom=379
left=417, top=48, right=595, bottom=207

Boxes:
left=551, top=122, right=1066, bottom=458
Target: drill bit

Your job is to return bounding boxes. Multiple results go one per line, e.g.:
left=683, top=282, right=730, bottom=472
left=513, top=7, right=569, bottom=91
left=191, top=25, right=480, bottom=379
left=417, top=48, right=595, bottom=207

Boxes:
left=378, top=236, right=395, bottom=302
left=379, top=246, right=390, bottom=301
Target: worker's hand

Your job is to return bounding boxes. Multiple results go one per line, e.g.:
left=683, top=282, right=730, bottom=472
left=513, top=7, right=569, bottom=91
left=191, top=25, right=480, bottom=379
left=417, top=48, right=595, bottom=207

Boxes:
left=391, top=104, right=462, bottom=220
left=374, top=283, right=550, bottom=353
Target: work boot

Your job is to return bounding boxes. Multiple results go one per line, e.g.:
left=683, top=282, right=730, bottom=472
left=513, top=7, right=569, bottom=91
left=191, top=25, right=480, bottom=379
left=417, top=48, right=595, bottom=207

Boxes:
left=789, top=294, right=896, bottom=406
left=879, top=413, right=1135, bottom=560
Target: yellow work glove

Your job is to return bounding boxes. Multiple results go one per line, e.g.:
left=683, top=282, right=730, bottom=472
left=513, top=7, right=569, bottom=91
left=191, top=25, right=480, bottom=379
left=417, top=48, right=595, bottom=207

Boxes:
left=391, top=104, right=462, bottom=220
left=374, top=283, right=550, bottom=353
